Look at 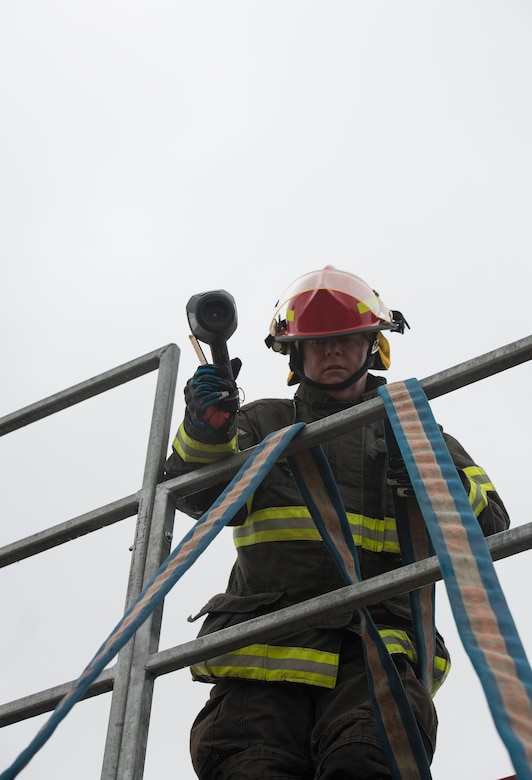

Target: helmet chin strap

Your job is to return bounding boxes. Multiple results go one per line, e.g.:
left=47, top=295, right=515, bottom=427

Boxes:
left=293, top=342, right=376, bottom=393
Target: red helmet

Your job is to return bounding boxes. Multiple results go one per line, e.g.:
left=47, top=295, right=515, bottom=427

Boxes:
left=267, top=267, right=406, bottom=362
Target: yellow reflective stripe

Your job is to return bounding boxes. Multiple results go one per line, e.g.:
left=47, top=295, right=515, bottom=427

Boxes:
left=462, top=466, right=495, bottom=517
left=233, top=506, right=400, bottom=553
left=431, top=655, right=451, bottom=695
left=379, top=629, right=417, bottom=660
left=191, top=643, right=338, bottom=688
left=233, top=507, right=322, bottom=545
left=173, top=422, right=238, bottom=464
left=192, top=632, right=451, bottom=694
left=379, top=629, right=451, bottom=696
left=362, top=515, right=399, bottom=553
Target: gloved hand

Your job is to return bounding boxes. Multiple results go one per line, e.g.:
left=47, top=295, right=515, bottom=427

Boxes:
left=387, top=456, right=415, bottom=498
left=184, top=358, right=242, bottom=431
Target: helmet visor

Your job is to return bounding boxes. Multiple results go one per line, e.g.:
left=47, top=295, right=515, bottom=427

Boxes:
left=270, top=267, right=395, bottom=341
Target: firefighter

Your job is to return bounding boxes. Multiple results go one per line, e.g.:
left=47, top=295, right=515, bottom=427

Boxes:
left=165, top=266, right=510, bottom=779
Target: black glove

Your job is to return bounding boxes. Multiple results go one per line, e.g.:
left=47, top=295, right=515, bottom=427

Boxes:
left=387, top=456, right=415, bottom=498
left=184, top=358, right=241, bottom=432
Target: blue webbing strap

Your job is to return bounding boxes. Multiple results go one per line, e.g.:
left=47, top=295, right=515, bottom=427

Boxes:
left=288, top=445, right=433, bottom=780
left=383, top=416, right=436, bottom=693
left=379, top=379, right=532, bottom=779
left=0, top=422, right=306, bottom=780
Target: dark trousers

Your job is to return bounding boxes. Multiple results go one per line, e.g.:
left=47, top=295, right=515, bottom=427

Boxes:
left=190, top=635, right=437, bottom=779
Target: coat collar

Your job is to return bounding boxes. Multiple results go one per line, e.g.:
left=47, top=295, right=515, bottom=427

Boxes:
left=294, top=373, right=387, bottom=416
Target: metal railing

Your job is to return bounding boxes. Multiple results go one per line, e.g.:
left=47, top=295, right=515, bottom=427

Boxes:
left=1, top=335, right=531, bottom=779
left=0, top=343, right=180, bottom=778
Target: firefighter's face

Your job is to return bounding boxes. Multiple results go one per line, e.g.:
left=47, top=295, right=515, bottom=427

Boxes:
left=302, top=333, right=368, bottom=390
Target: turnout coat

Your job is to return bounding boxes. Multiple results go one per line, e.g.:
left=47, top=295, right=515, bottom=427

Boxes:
left=166, top=374, right=509, bottom=694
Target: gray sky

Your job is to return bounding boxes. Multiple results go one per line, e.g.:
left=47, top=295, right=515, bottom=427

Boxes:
left=1, top=2, right=531, bottom=778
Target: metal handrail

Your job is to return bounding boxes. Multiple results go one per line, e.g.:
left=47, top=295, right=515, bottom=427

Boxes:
left=2, top=519, right=529, bottom=731
left=163, top=334, right=532, bottom=497
left=0, top=343, right=181, bottom=780
left=0, top=347, right=171, bottom=436
left=0, top=334, right=531, bottom=779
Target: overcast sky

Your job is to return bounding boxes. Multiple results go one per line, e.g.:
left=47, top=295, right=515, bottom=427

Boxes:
left=1, top=2, right=531, bottom=778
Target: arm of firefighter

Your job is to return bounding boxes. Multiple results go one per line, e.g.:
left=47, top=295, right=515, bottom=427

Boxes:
left=443, top=431, right=510, bottom=536
left=164, top=440, right=234, bottom=520
left=164, top=360, right=243, bottom=520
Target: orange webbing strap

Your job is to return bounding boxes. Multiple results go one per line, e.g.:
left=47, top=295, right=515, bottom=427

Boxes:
left=0, top=422, right=307, bottom=780
left=380, top=379, right=532, bottom=780
left=383, top=413, right=436, bottom=694
left=289, top=445, right=433, bottom=780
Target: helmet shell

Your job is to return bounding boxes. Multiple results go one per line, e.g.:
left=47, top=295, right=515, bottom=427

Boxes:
left=269, top=266, right=396, bottom=343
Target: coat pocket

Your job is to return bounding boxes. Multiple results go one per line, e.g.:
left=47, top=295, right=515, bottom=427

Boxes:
left=189, top=590, right=286, bottom=637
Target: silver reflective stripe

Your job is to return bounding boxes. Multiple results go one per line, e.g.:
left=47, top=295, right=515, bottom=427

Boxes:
left=173, top=423, right=238, bottom=464
left=233, top=506, right=400, bottom=553
left=191, top=632, right=451, bottom=694
left=379, top=629, right=451, bottom=695
left=191, top=642, right=339, bottom=688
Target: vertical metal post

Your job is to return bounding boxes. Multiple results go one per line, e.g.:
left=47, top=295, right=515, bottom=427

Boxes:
left=116, top=488, right=177, bottom=780
left=101, top=344, right=180, bottom=779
